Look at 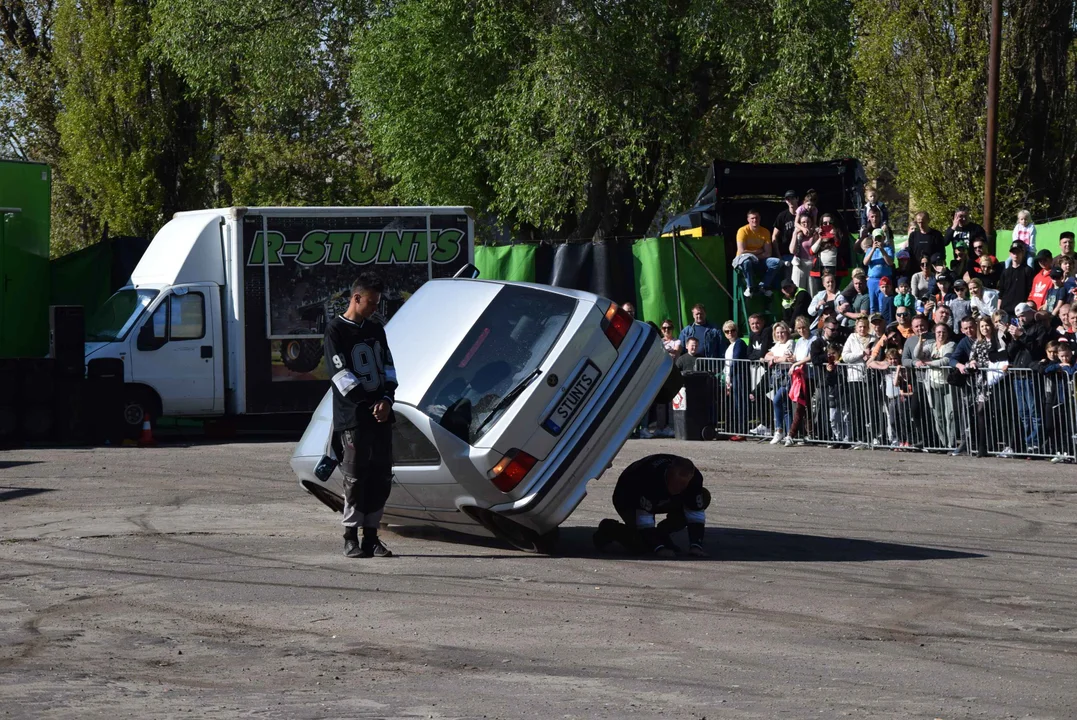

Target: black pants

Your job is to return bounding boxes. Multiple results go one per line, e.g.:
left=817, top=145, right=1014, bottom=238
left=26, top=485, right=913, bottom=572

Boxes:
left=608, top=489, right=711, bottom=554
left=339, top=416, right=393, bottom=528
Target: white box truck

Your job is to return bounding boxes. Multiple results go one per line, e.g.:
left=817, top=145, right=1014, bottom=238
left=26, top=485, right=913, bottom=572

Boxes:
left=83, top=206, right=474, bottom=430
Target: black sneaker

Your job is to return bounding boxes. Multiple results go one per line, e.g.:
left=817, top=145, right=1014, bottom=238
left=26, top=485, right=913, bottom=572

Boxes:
left=343, top=534, right=362, bottom=558
left=592, top=518, right=620, bottom=551
left=359, top=536, right=393, bottom=558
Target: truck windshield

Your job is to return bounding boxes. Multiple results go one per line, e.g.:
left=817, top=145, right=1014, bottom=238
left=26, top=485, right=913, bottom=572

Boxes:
left=85, top=289, right=159, bottom=342
left=420, top=285, right=577, bottom=445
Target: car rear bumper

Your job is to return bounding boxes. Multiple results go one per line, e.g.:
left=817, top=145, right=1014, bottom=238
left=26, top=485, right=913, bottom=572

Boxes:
left=488, top=325, right=671, bottom=533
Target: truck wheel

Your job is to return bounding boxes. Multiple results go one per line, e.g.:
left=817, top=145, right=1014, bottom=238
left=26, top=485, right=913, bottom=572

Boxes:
left=122, top=389, right=158, bottom=439
left=280, top=338, right=323, bottom=373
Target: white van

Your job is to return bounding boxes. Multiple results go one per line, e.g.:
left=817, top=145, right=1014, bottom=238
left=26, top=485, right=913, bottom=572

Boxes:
left=83, top=206, right=474, bottom=430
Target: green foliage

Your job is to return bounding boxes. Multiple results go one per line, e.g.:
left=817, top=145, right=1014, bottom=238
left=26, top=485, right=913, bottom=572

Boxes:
left=352, top=0, right=858, bottom=240
left=352, top=0, right=738, bottom=240
left=151, top=0, right=383, bottom=209
left=54, top=0, right=212, bottom=238
left=723, top=0, right=861, bottom=160
left=850, top=0, right=1072, bottom=230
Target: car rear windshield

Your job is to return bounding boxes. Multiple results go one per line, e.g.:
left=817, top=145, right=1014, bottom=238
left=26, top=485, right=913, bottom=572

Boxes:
left=421, top=285, right=577, bottom=445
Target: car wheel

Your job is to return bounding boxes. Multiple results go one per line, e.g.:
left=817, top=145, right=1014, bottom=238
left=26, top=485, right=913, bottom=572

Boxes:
left=301, top=480, right=345, bottom=513
left=467, top=507, right=559, bottom=554
left=280, top=337, right=323, bottom=373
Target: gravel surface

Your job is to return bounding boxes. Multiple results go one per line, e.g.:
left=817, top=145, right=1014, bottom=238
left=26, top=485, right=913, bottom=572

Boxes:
left=1, top=439, right=1075, bottom=719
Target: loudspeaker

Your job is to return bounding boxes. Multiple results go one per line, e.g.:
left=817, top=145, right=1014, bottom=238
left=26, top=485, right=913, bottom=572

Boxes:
left=50, top=305, right=85, bottom=378
left=674, top=372, right=718, bottom=441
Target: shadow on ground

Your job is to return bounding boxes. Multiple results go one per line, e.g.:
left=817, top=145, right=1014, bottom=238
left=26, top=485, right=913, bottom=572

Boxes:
left=0, top=486, right=53, bottom=503
left=388, top=523, right=985, bottom=562
left=557, top=526, right=985, bottom=562
left=0, top=461, right=41, bottom=470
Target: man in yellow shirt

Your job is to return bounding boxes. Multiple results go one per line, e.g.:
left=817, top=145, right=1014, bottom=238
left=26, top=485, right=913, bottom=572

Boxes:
left=734, top=209, right=780, bottom=298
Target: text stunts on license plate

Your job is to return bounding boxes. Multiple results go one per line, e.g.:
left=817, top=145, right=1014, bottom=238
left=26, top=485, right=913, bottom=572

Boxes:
left=542, top=362, right=601, bottom=435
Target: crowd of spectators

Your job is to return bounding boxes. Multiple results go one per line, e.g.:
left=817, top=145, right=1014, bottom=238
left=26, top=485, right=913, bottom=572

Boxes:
left=647, top=190, right=1077, bottom=460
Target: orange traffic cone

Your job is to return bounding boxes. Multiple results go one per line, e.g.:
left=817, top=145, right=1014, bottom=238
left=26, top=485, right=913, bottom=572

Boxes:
left=138, top=411, right=156, bottom=447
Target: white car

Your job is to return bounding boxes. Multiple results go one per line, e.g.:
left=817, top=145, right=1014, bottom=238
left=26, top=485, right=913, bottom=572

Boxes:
left=291, top=278, right=672, bottom=552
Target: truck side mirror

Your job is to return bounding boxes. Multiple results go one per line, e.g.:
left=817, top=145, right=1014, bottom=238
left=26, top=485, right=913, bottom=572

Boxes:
left=136, top=322, right=166, bottom=351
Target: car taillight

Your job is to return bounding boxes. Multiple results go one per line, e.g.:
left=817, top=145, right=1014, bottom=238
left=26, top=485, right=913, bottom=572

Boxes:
left=602, top=301, right=632, bottom=349
left=490, top=449, right=537, bottom=492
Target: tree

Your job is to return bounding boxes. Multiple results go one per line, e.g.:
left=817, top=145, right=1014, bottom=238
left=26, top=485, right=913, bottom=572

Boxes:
left=53, top=0, right=212, bottom=240
left=151, top=0, right=383, bottom=208
left=351, top=0, right=732, bottom=241
left=351, top=0, right=858, bottom=242
left=1, top=0, right=101, bottom=254
left=852, top=0, right=1077, bottom=232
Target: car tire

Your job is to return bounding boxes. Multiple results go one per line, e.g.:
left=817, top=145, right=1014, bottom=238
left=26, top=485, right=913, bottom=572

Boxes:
left=280, top=337, right=323, bottom=373
left=301, top=480, right=345, bottom=513
left=467, top=507, right=559, bottom=554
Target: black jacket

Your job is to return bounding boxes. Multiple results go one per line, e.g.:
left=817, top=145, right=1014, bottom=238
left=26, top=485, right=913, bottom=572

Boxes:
left=1006, top=323, right=1049, bottom=368
left=998, top=264, right=1035, bottom=316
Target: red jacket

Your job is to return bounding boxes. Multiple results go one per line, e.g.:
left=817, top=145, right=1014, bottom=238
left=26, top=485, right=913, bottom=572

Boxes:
left=1028, top=269, right=1053, bottom=310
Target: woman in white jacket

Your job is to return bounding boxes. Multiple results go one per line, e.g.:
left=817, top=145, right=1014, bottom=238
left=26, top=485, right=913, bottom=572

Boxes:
left=841, top=316, right=876, bottom=446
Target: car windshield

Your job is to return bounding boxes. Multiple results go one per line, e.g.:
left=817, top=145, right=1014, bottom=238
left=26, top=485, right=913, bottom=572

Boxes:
left=85, top=288, right=159, bottom=342
left=421, top=285, right=577, bottom=445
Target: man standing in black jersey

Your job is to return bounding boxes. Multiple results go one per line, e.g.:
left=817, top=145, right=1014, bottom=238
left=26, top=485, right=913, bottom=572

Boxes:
left=323, top=273, right=398, bottom=558
left=593, top=454, right=711, bottom=558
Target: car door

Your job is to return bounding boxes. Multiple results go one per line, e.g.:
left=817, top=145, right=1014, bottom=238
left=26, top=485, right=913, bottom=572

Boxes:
left=390, top=404, right=481, bottom=527
left=129, top=285, right=218, bottom=414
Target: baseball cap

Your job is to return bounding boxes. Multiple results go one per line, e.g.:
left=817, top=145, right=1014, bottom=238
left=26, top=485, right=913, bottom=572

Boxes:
left=781, top=278, right=796, bottom=290
left=1036, top=249, right=1054, bottom=262
left=869, top=313, right=884, bottom=323
left=937, top=271, right=954, bottom=283
left=872, top=228, right=887, bottom=239
left=953, top=279, right=968, bottom=290
left=953, top=239, right=968, bottom=249
left=1050, top=267, right=1063, bottom=280
left=930, top=252, right=945, bottom=265
left=897, top=275, right=910, bottom=287
left=896, top=248, right=910, bottom=260
left=784, top=189, right=798, bottom=199
left=879, top=276, right=892, bottom=285
left=1015, top=302, right=1035, bottom=315
left=1010, top=240, right=1027, bottom=253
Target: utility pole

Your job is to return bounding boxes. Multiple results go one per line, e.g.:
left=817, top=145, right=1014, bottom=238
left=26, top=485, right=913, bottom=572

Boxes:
left=983, top=0, right=1002, bottom=250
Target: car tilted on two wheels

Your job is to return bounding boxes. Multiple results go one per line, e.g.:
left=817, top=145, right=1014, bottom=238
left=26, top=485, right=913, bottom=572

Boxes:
left=292, top=278, right=672, bottom=553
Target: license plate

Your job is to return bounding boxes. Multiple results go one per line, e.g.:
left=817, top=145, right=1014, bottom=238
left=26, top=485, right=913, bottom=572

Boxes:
left=542, top=361, right=601, bottom=435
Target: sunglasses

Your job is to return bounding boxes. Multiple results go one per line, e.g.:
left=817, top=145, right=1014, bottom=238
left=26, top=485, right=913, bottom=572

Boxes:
left=661, top=325, right=673, bottom=329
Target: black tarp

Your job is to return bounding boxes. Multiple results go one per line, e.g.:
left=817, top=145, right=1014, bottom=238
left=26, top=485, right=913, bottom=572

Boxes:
left=662, top=159, right=868, bottom=263
left=533, top=240, right=639, bottom=307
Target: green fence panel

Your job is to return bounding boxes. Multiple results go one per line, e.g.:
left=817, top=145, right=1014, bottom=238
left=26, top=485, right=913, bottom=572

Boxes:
left=632, top=236, right=729, bottom=332
left=474, top=244, right=537, bottom=282
left=0, top=160, right=51, bottom=357
left=993, top=217, right=1077, bottom=259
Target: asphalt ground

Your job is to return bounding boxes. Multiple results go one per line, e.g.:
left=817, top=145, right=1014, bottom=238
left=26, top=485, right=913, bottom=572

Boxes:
left=1, top=439, right=1075, bottom=719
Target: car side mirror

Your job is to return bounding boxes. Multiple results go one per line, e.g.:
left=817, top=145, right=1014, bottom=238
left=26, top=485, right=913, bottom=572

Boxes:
left=136, top=323, right=166, bottom=351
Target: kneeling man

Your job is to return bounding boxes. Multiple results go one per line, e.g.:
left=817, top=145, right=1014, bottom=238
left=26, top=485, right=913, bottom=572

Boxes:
left=593, top=454, right=710, bottom=558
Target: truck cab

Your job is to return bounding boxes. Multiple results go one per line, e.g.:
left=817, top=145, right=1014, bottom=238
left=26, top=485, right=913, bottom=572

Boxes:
left=84, top=211, right=228, bottom=428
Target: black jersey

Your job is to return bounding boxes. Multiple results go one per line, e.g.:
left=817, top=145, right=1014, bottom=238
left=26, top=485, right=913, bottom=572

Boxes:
left=324, top=315, right=398, bottom=430
left=612, top=454, right=706, bottom=527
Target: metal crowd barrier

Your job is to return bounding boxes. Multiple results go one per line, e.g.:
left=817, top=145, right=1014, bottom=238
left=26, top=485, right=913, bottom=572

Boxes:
left=692, top=357, right=1077, bottom=460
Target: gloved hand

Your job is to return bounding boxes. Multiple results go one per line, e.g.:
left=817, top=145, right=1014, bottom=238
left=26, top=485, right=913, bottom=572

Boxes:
left=687, top=544, right=708, bottom=558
